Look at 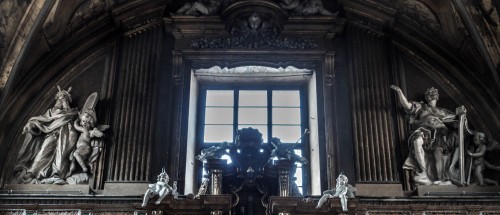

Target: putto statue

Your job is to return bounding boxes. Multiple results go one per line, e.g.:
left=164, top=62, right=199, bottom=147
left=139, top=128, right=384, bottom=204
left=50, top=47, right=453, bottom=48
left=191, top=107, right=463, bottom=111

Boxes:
left=71, top=92, right=109, bottom=173
left=12, top=87, right=109, bottom=185
left=316, top=173, right=355, bottom=211
left=142, top=168, right=178, bottom=207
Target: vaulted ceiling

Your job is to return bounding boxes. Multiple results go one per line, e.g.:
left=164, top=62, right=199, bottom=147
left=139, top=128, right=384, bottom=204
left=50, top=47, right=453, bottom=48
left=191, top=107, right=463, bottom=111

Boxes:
left=0, top=0, right=499, bottom=133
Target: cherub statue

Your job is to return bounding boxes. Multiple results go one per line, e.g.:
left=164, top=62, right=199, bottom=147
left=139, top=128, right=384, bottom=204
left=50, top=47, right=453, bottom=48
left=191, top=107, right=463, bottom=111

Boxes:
left=142, top=169, right=177, bottom=207
left=71, top=92, right=109, bottom=173
left=467, top=132, right=500, bottom=186
left=316, top=173, right=355, bottom=212
left=196, top=141, right=230, bottom=161
left=270, top=137, right=308, bottom=164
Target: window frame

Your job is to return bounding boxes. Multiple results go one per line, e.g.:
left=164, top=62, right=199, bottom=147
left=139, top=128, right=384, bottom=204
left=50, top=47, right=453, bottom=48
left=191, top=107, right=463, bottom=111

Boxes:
left=195, top=83, right=311, bottom=195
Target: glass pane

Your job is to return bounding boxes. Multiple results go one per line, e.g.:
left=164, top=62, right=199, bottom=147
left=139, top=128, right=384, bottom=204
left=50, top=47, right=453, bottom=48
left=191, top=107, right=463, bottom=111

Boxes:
left=273, top=108, right=300, bottom=124
left=239, top=108, right=267, bottom=124
left=205, top=107, right=233, bottom=124
left=206, top=90, right=233, bottom=106
left=294, top=150, right=303, bottom=167
left=239, top=90, right=267, bottom=106
left=273, top=91, right=300, bottom=107
left=237, top=125, right=268, bottom=143
left=294, top=167, right=303, bottom=185
left=272, top=126, right=302, bottom=143
left=204, top=125, right=233, bottom=143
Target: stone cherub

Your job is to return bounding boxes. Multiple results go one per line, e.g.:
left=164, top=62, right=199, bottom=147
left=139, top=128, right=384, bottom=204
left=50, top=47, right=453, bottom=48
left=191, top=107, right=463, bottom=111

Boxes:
left=142, top=168, right=178, bottom=207
left=316, top=173, right=355, bottom=212
left=71, top=92, right=109, bottom=173
left=467, top=132, right=500, bottom=186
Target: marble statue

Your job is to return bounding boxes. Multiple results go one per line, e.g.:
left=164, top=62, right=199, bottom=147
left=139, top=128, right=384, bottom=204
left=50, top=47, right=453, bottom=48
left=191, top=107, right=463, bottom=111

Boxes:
left=12, top=88, right=109, bottom=185
left=391, top=85, right=464, bottom=185
left=316, top=173, right=355, bottom=211
left=142, top=169, right=178, bottom=207
left=467, top=132, right=500, bottom=186
left=71, top=92, right=109, bottom=173
left=16, top=86, right=79, bottom=185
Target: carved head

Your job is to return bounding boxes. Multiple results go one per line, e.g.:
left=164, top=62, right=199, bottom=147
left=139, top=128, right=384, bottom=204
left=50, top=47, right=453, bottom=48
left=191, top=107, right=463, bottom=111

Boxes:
left=336, top=173, right=348, bottom=186
left=473, top=132, right=486, bottom=145
left=80, top=108, right=96, bottom=128
left=248, top=13, right=262, bottom=30
left=55, top=86, right=72, bottom=109
left=424, top=87, right=439, bottom=102
left=158, top=168, right=170, bottom=182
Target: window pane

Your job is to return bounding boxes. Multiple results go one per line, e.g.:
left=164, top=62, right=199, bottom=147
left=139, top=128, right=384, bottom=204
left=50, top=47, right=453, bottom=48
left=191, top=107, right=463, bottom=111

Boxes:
left=204, top=125, right=233, bottom=142
left=272, top=125, right=302, bottom=143
left=273, top=91, right=300, bottom=107
left=239, top=108, right=267, bottom=124
left=273, top=108, right=300, bottom=124
left=237, top=125, right=267, bottom=143
left=205, top=107, right=233, bottom=124
left=206, top=90, right=233, bottom=106
left=239, top=90, right=267, bottom=106
left=294, top=167, right=303, bottom=185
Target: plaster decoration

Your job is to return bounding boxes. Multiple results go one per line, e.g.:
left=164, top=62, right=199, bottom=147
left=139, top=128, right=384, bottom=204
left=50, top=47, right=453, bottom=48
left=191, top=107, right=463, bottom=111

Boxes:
left=190, top=34, right=318, bottom=49
left=194, top=65, right=311, bottom=77
left=278, top=0, right=335, bottom=16
left=66, top=0, right=106, bottom=35
left=174, top=0, right=221, bottom=16
left=398, top=0, right=441, bottom=33
left=0, top=0, right=30, bottom=62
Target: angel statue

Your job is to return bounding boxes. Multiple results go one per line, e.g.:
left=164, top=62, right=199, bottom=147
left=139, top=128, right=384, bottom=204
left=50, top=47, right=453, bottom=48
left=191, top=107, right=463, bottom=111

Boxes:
left=316, top=173, right=355, bottom=212
left=71, top=92, right=109, bottom=173
left=142, top=168, right=178, bottom=207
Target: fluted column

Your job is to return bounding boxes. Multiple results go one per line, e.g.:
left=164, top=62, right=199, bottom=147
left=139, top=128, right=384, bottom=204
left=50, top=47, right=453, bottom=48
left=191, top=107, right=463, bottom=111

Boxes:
left=108, top=26, right=162, bottom=182
left=348, top=25, right=399, bottom=182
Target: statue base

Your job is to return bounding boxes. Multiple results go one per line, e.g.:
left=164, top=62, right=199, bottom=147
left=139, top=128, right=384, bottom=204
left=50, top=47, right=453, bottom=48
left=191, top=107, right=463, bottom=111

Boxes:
left=416, top=185, right=500, bottom=196
left=2, top=184, right=89, bottom=195
left=103, top=182, right=149, bottom=195
left=355, top=183, right=404, bottom=197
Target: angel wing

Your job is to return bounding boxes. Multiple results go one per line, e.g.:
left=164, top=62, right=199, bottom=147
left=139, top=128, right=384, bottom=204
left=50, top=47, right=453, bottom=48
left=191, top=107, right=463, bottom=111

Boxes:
left=90, top=128, right=104, bottom=138
left=82, top=92, right=98, bottom=112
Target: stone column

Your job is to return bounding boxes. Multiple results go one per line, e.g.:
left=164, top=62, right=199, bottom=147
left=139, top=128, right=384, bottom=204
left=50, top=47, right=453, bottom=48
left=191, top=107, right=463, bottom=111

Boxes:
left=275, top=160, right=295, bottom=215
left=206, top=159, right=226, bottom=215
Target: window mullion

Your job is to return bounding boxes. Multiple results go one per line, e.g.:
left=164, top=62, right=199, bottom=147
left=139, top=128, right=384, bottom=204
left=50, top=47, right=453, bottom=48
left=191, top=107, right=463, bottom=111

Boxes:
left=267, top=90, right=272, bottom=144
left=233, top=89, right=238, bottom=144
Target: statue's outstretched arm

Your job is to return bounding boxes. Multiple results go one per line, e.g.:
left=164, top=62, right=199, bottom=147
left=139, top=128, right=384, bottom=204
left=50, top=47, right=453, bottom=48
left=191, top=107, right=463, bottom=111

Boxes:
left=390, top=85, right=412, bottom=110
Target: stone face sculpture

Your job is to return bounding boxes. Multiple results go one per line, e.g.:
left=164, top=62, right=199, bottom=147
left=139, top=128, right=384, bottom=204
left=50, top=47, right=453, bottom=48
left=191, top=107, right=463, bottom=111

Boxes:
left=316, top=173, right=355, bottom=211
left=142, top=169, right=178, bottom=207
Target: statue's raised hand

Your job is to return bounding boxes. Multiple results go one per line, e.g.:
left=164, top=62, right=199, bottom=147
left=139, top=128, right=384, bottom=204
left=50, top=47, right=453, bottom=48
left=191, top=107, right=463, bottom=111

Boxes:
left=390, top=85, right=402, bottom=92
